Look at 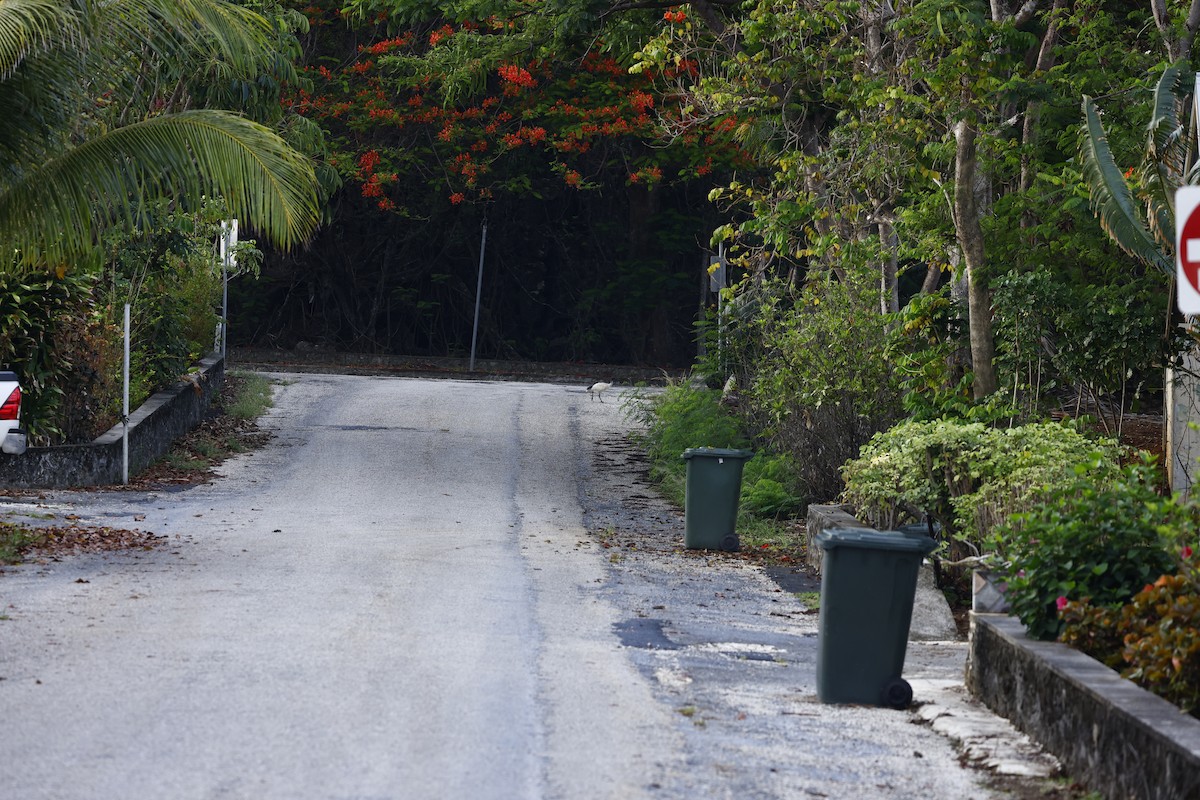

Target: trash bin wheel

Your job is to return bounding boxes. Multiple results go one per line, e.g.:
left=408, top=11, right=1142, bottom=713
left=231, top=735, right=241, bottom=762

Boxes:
left=719, top=533, right=740, bottom=552
left=881, top=678, right=913, bottom=709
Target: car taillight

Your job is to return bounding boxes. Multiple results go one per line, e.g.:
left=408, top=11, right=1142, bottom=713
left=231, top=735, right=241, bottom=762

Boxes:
left=1, top=386, right=20, bottom=420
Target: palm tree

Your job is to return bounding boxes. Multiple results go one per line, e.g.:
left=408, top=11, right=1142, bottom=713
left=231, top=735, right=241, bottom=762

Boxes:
left=1080, top=63, right=1199, bottom=492
left=1079, top=63, right=1191, bottom=275
left=0, top=0, right=321, bottom=271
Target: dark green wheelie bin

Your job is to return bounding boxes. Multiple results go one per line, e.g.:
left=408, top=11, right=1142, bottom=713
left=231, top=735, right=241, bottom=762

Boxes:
left=681, top=447, right=754, bottom=551
left=815, top=527, right=937, bottom=709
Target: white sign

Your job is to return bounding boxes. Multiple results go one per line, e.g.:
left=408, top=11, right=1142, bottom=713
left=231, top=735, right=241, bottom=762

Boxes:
left=1177, top=186, right=1200, bottom=314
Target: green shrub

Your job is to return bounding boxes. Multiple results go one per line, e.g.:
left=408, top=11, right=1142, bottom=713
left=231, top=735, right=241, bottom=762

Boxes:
left=992, top=270, right=1170, bottom=433
left=626, top=380, right=748, bottom=484
left=1001, top=461, right=1182, bottom=640
left=0, top=200, right=238, bottom=444
left=0, top=271, right=120, bottom=443
left=100, top=202, right=227, bottom=404
left=625, top=381, right=806, bottom=515
left=701, top=265, right=903, bottom=503
left=841, top=418, right=1121, bottom=555
left=741, top=455, right=805, bottom=517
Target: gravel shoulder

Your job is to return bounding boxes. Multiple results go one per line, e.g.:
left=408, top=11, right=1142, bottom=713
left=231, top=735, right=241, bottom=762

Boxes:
left=574, top=393, right=1074, bottom=800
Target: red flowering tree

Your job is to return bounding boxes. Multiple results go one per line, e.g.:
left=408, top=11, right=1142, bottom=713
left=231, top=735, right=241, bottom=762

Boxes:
left=241, top=0, right=749, bottom=365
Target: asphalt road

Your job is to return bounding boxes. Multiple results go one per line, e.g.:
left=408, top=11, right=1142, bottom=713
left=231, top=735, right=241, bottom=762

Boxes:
left=0, top=375, right=1007, bottom=799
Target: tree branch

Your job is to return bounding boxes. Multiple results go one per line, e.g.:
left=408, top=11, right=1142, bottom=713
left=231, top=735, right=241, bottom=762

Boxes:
left=1185, top=0, right=1200, bottom=61
left=1011, top=0, right=1040, bottom=27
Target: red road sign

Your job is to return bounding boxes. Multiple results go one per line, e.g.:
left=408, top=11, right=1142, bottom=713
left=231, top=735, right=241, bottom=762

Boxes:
left=1178, top=187, right=1200, bottom=314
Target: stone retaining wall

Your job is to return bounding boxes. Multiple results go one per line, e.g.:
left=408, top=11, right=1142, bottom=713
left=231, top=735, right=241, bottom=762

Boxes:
left=804, top=503, right=863, bottom=573
left=967, top=613, right=1200, bottom=800
left=0, top=355, right=224, bottom=489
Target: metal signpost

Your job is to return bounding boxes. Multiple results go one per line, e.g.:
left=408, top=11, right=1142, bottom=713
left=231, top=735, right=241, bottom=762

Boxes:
left=122, top=303, right=130, bottom=484
left=710, top=245, right=727, bottom=375
left=469, top=220, right=488, bottom=372
left=1167, top=74, right=1200, bottom=495
left=218, top=219, right=238, bottom=359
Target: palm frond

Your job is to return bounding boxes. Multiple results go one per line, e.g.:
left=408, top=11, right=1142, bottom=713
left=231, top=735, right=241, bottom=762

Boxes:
left=85, top=0, right=274, bottom=78
left=0, top=110, right=320, bottom=266
left=1079, top=95, right=1173, bottom=274
left=0, top=0, right=77, bottom=78
left=1147, top=61, right=1189, bottom=162
left=1142, top=65, right=1196, bottom=256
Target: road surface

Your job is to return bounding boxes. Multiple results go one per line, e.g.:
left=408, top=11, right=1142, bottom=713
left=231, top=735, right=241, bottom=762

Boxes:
left=0, top=374, right=1010, bottom=799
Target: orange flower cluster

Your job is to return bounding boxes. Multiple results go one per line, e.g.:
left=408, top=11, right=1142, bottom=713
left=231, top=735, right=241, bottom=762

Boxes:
left=663, top=8, right=687, bottom=23
left=501, top=126, right=548, bottom=147
left=496, top=64, right=535, bottom=90
left=357, top=150, right=381, bottom=172
left=580, top=53, right=623, bottom=77
left=451, top=153, right=486, bottom=187
left=630, top=91, right=654, bottom=114
left=362, top=175, right=384, bottom=197
left=429, top=25, right=455, bottom=46
left=363, top=34, right=414, bottom=55
left=628, top=165, right=664, bottom=185
left=368, top=107, right=401, bottom=123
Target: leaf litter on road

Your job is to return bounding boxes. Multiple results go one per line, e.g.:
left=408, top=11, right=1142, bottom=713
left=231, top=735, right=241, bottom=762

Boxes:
left=1, top=521, right=164, bottom=567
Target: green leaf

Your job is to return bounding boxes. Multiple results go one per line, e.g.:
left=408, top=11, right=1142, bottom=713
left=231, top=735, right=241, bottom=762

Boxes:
left=1079, top=95, right=1173, bottom=274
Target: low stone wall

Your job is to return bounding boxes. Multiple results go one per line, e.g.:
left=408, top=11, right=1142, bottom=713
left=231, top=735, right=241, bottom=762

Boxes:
left=0, top=355, right=224, bottom=489
left=967, top=613, right=1200, bottom=800
left=804, top=503, right=863, bottom=573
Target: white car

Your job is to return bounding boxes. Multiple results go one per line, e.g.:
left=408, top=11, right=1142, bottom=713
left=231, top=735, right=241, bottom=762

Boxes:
left=0, top=371, right=27, bottom=455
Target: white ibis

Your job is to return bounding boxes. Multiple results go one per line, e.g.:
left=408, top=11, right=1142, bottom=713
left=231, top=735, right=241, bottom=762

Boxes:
left=588, top=381, right=613, bottom=402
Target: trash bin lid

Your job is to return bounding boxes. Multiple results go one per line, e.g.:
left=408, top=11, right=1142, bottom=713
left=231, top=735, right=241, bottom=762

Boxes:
left=681, top=447, right=755, bottom=460
left=816, top=527, right=936, bottom=554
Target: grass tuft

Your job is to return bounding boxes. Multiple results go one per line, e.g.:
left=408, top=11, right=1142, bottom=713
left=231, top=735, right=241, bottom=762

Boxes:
left=0, top=522, right=44, bottom=564
left=226, top=371, right=274, bottom=420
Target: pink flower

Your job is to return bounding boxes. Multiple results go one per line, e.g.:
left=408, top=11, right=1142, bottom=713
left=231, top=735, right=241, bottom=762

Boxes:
left=1055, top=596, right=1069, bottom=612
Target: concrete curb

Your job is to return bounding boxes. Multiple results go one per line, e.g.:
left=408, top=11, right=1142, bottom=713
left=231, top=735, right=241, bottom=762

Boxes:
left=0, top=355, right=224, bottom=489
left=967, top=613, right=1200, bottom=800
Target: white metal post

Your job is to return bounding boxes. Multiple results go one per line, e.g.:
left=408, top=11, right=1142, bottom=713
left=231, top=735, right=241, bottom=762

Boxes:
left=469, top=221, right=488, bottom=372
left=219, top=219, right=237, bottom=359
left=123, top=303, right=130, bottom=484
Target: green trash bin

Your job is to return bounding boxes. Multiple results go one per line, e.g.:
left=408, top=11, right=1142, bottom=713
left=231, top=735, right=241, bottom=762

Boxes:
left=681, top=447, right=754, bottom=551
left=815, top=527, right=936, bottom=709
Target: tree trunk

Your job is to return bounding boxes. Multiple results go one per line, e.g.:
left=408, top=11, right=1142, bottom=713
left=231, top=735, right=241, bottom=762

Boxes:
left=1019, top=0, right=1066, bottom=204
left=878, top=216, right=899, bottom=315
left=953, top=120, right=998, bottom=398
left=1152, top=0, right=1200, bottom=62
left=920, top=262, right=941, bottom=295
